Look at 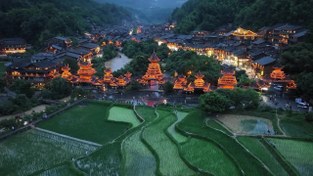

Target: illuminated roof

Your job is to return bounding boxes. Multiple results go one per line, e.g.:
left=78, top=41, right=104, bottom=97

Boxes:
left=232, top=27, right=258, bottom=37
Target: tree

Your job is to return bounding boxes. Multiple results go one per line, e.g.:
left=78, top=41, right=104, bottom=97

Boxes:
left=0, top=0, right=131, bottom=45
left=43, top=78, right=72, bottom=100
left=281, top=43, right=313, bottom=74
left=165, top=50, right=221, bottom=83
left=199, top=92, right=231, bottom=113
left=12, top=94, right=32, bottom=111
left=216, top=88, right=260, bottom=110
left=163, top=81, right=174, bottom=94
left=71, top=87, right=88, bottom=98
left=297, top=73, right=313, bottom=103
left=9, top=79, right=34, bottom=98
left=126, top=80, right=142, bottom=91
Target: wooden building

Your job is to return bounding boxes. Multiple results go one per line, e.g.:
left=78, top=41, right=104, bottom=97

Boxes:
left=0, top=38, right=27, bottom=55
left=139, top=52, right=165, bottom=86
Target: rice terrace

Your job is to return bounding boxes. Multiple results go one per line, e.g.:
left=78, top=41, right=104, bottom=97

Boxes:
left=1, top=100, right=312, bottom=176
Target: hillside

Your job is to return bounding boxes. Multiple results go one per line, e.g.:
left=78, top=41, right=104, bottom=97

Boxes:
left=96, top=0, right=187, bottom=24
left=96, top=0, right=187, bottom=9
left=0, top=0, right=131, bottom=44
left=172, top=0, right=313, bottom=34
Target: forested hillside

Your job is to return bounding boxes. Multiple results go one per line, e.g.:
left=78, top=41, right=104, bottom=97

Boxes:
left=172, top=0, right=313, bottom=34
left=0, top=0, right=131, bottom=44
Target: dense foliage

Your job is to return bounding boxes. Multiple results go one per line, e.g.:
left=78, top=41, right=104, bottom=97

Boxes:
left=0, top=0, right=130, bottom=45
left=199, top=91, right=231, bottom=113
left=200, top=88, right=260, bottom=113
left=119, top=40, right=169, bottom=76
left=42, top=78, right=72, bottom=100
left=280, top=43, right=313, bottom=102
left=9, top=79, right=35, bottom=98
left=172, top=0, right=313, bottom=34
left=172, top=0, right=255, bottom=33
left=165, top=50, right=221, bottom=83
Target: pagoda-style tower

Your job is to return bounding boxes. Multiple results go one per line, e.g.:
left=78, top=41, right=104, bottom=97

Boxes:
left=184, top=72, right=211, bottom=92
left=77, top=60, right=96, bottom=83
left=218, top=71, right=238, bottom=90
left=139, top=52, right=164, bottom=85
left=270, top=67, right=286, bottom=80
left=173, top=75, right=187, bottom=90
left=116, top=75, right=128, bottom=87
left=103, top=68, right=114, bottom=84
left=287, top=80, right=297, bottom=89
left=61, top=65, right=73, bottom=80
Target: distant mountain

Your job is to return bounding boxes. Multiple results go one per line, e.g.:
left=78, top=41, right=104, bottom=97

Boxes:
left=172, top=0, right=313, bottom=34
left=0, top=0, right=131, bottom=44
left=96, top=0, right=187, bottom=24
left=96, top=0, right=187, bottom=9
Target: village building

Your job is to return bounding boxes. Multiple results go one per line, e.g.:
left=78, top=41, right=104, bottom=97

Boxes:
left=173, top=75, right=188, bottom=91
left=139, top=52, right=165, bottom=86
left=47, top=36, right=72, bottom=53
left=0, top=38, right=27, bottom=55
left=218, top=71, right=238, bottom=90
left=229, top=27, right=259, bottom=40
left=6, top=58, right=60, bottom=88
left=267, top=24, right=308, bottom=46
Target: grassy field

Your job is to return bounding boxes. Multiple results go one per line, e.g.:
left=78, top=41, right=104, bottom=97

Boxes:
left=142, top=110, right=195, bottom=176
left=0, top=130, right=90, bottom=176
left=205, top=118, right=232, bottom=135
left=108, top=106, right=141, bottom=127
left=268, top=138, right=313, bottom=176
left=280, top=114, right=313, bottom=138
left=136, top=106, right=156, bottom=121
left=177, top=109, right=272, bottom=176
left=181, top=138, right=240, bottom=176
left=167, top=111, right=188, bottom=143
left=76, top=142, right=123, bottom=176
left=32, top=162, right=85, bottom=176
left=238, top=137, right=288, bottom=176
left=123, top=132, right=157, bottom=176
left=38, top=102, right=131, bottom=144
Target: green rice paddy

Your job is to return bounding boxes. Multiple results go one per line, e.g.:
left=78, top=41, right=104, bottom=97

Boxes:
left=122, top=132, right=157, bottom=176
left=181, top=138, right=241, bottom=176
left=0, top=130, right=92, bottom=176
left=167, top=111, right=188, bottom=143
left=108, top=106, right=141, bottom=127
left=2, top=101, right=313, bottom=176
left=238, top=137, right=288, bottom=176
left=268, top=138, right=313, bottom=176
left=38, top=102, right=131, bottom=144
left=142, top=110, right=195, bottom=176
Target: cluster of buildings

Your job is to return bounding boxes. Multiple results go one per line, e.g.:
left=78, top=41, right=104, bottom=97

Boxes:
left=0, top=38, right=29, bottom=55
left=3, top=36, right=106, bottom=89
left=1, top=22, right=303, bottom=92
left=173, top=71, right=238, bottom=93
left=155, top=23, right=308, bottom=79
